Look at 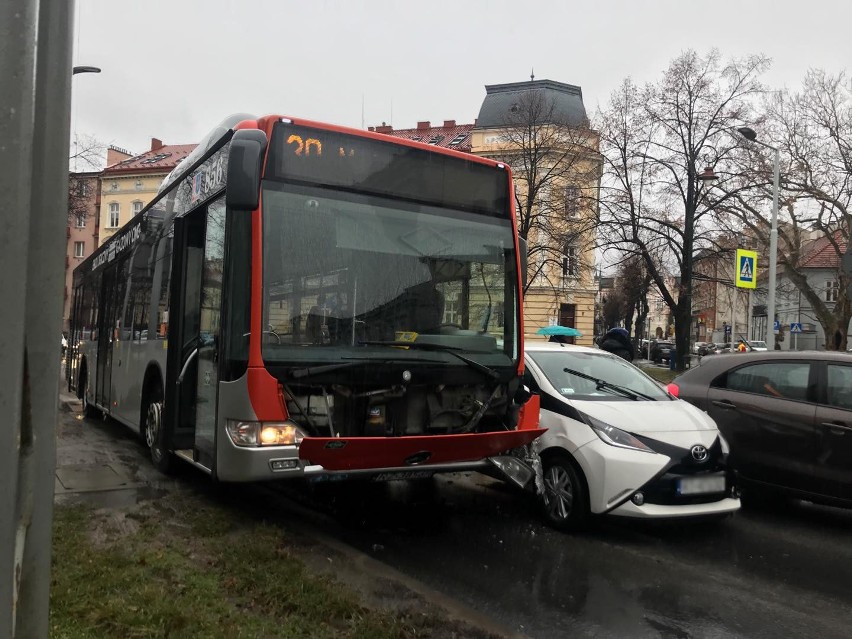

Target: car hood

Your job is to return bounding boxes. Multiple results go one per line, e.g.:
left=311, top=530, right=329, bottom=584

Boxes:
left=569, top=398, right=717, bottom=435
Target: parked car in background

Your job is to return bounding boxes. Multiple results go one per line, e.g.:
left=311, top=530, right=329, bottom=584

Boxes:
left=670, top=351, right=852, bottom=507
left=523, top=343, right=740, bottom=530
left=698, top=342, right=719, bottom=356
left=649, top=340, right=675, bottom=364
left=747, top=340, right=768, bottom=352
left=693, top=341, right=710, bottom=355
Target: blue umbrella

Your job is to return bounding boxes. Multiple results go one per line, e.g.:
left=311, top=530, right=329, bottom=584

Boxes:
left=536, top=325, right=582, bottom=337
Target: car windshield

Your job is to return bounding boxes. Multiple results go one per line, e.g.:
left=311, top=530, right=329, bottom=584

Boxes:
left=529, top=350, right=671, bottom=401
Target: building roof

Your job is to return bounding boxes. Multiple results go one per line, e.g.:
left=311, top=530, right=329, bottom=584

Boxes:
left=103, top=142, right=197, bottom=176
left=475, top=79, right=588, bottom=129
left=368, top=120, right=474, bottom=152
left=799, top=231, right=847, bottom=269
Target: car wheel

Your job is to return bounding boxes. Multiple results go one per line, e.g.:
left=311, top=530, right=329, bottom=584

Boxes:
left=142, top=383, right=175, bottom=474
left=539, top=453, right=589, bottom=531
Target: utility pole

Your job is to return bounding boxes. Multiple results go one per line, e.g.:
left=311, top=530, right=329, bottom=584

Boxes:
left=0, top=0, right=74, bottom=636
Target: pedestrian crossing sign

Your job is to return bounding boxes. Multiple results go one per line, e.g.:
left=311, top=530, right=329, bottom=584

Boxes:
left=735, top=249, right=757, bottom=289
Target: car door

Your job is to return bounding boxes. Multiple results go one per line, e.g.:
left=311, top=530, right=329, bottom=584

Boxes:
left=812, top=361, right=852, bottom=501
left=706, top=360, right=818, bottom=492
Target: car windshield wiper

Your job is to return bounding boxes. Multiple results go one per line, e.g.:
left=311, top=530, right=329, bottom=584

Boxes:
left=562, top=367, right=655, bottom=401
left=360, top=340, right=501, bottom=381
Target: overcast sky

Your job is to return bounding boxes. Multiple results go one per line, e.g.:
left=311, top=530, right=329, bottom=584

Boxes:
left=71, top=0, right=851, bottom=156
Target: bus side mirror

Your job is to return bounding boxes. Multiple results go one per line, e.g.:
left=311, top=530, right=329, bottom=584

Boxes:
left=226, top=129, right=268, bottom=211
left=518, top=236, right=528, bottom=285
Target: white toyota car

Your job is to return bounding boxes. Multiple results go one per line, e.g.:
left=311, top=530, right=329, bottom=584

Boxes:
left=523, top=343, right=740, bottom=530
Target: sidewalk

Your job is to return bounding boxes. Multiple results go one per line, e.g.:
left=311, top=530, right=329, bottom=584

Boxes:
left=55, top=389, right=179, bottom=505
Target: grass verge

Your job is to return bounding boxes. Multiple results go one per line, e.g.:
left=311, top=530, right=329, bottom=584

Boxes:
left=51, top=491, right=492, bottom=639
left=640, top=367, right=679, bottom=384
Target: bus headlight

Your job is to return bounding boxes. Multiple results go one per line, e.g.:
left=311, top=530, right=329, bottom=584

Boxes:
left=226, top=420, right=307, bottom=447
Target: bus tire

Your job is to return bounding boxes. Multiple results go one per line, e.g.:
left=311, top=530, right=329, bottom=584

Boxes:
left=142, top=382, right=175, bottom=474
left=80, top=365, right=101, bottom=419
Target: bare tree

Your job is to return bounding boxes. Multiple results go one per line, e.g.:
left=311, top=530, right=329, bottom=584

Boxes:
left=597, top=50, right=769, bottom=369
left=488, top=88, right=601, bottom=293
left=613, top=253, right=654, bottom=341
left=719, top=71, right=852, bottom=350
left=67, top=134, right=105, bottom=226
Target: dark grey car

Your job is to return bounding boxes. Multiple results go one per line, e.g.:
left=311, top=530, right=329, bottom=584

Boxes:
left=671, top=351, right=852, bottom=506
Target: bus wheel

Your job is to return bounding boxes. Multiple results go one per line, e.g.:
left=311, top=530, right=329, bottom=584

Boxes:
left=539, top=452, right=589, bottom=532
left=143, top=386, right=174, bottom=474
left=81, top=368, right=100, bottom=419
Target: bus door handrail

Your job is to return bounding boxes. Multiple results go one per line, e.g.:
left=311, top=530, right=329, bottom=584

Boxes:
left=177, top=348, right=199, bottom=384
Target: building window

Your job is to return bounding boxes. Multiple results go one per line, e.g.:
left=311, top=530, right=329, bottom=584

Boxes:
left=75, top=213, right=86, bottom=228
left=562, top=245, right=577, bottom=278
left=564, top=185, right=580, bottom=218
left=74, top=241, right=85, bottom=258
left=132, top=200, right=143, bottom=216
left=443, top=292, right=460, bottom=325
left=826, top=280, right=839, bottom=302
left=109, top=203, right=120, bottom=228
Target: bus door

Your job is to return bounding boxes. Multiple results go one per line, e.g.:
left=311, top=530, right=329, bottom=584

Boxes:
left=172, top=198, right=226, bottom=469
left=95, top=267, right=117, bottom=410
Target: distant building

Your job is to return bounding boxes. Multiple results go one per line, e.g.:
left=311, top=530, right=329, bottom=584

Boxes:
left=367, top=120, right=473, bottom=152
left=97, top=138, right=196, bottom=246
left=64, top=171, right=100, bottom=331
left=768, top=231, right=850, bottom=350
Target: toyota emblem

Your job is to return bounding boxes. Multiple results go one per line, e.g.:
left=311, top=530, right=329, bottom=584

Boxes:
left=690, top=444, right=709, bottom=463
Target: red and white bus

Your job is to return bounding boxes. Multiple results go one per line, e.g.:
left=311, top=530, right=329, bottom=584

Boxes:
left=68, top=114, right=541, bottom=483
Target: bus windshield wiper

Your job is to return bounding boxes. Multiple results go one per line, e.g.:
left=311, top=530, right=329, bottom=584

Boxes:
left=360, top=340, right=501, bottom=381
left=290, top=361, right=365, bottom=380
left=562, top=367, right=654, bottom=401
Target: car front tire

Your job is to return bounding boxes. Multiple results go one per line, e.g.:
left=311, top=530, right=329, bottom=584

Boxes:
left=539, top=453, right=589, bottom=531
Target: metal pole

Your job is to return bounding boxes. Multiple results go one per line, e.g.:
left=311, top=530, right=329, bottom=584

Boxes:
left=17, top=1, right=74, bottom=635
left=766, top=148, right=780, bottom=348
left=0, top=0, right=74, bottom=635
left=731, top=285, right=737, bottom=348
left=0, top=0, right=39, bottom=635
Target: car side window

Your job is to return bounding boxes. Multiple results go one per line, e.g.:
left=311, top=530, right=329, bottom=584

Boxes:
left=720, top=362, right=811, bottom=401
left=826, top=364, right=852, bottom=411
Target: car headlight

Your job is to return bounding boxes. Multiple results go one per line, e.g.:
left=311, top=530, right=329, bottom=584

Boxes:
left=584, top=414, right=654, bottom=454
left=226, top=420, right=307, bottom=447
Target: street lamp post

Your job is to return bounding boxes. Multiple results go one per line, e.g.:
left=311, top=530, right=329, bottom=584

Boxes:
left=738, top=126, right=780, bottom=350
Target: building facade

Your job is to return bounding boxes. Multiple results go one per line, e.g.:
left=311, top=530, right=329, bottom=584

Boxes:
left=469, top=80, right=601, bottom=347
left=64, top=172, right=101, bottom=331
left=97, top=138, right=196, bottom=246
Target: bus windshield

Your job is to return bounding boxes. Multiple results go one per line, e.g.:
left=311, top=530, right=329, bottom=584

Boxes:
left=261, top=181, right=518, bottom=365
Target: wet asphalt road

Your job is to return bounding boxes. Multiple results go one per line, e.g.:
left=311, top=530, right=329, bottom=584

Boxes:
left=280, top=474, right=852, bottom=639
left=59, top=405, right=852, bottom=639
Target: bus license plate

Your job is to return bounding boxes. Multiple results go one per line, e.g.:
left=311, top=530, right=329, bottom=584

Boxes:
left=677, top=475, right=726, bottom=495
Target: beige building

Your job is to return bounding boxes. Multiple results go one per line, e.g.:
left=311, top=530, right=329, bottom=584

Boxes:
left=98, top=138, right=196, bottom=246
left=469, top=80, right=601, bottom=347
